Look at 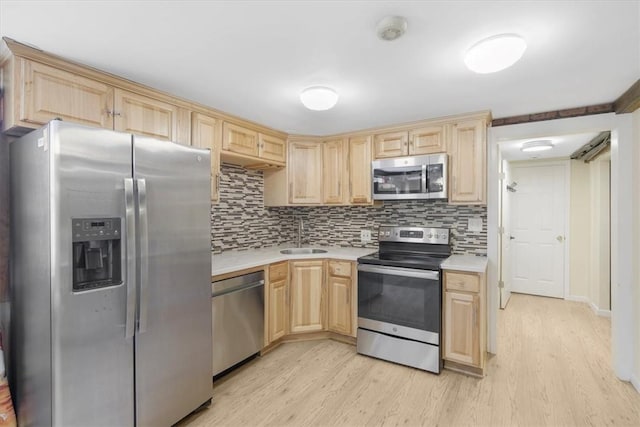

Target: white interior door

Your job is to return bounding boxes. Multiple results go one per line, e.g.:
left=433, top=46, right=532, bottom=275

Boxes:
left=499, top=159, right=513, bottom=308
left=510, top=162, right=567, bottom=298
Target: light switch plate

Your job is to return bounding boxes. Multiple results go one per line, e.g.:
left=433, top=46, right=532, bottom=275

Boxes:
left=468, top=217, right=483, bottom=232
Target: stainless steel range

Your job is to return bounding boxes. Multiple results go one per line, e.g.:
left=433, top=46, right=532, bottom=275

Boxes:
left=356, top=225, right=451, bottom=374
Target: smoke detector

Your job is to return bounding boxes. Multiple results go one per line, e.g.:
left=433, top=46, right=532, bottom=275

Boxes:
left=376, top=16, right=407, bottom=41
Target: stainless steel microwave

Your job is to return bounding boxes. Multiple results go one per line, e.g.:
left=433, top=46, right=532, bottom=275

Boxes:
left=372, top=154, right=447, bottom=200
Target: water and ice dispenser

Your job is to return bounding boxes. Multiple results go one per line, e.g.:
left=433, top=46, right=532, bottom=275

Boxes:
left=72, top=218, right=122, bottom=292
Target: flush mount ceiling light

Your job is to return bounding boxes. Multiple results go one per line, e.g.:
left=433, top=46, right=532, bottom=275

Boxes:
left=376, top=16, right=408, bottom=41
left=521, top=140, right=554, bottom=152
left=300, top=86, right=339, bottom=111
left=465, top=34, right=527, bottom=74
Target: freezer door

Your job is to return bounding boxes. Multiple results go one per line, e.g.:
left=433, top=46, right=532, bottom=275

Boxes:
left=49, top=121, right=135, bottom=426
left=133, top=137, right=213, bottom=426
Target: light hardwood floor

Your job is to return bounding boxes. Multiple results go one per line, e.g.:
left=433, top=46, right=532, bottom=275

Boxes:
left=180, top=294, right=640, bottom=426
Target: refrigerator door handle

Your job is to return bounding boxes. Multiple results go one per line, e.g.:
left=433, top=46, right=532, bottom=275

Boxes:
left=137, top=178, right=150, bottom=333
left=124, top=178, right=137, bottom=339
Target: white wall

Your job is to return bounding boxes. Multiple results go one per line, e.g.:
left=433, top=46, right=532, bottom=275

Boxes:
left=632, top=108, right=640, bottom=392
left=488, top=113, right=635, bottom=383
left=569, top=160, right=591, bottom=299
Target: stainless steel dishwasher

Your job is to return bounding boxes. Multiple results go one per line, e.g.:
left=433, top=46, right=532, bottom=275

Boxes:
left=211, top=270, right=264, bottom=377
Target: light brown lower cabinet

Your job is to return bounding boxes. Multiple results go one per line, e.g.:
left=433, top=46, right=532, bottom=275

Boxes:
left=327, top=261, right=353, bottom=336
left=289, top=260, right=325, bottom=333
left=443, top=270, right=486, bottom=373
left=267, top=262, right=289, bottom=344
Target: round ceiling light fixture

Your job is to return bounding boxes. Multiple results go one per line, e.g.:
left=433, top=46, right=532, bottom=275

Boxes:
left=521, top=140, right=554, bottom=152
left=464, top=33, right=527, bottom=74
left=376, top=16, right=408, bottom=41
left=299, top=86, right=339, bottom=111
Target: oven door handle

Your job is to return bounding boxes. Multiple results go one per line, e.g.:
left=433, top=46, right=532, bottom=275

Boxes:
left=358, top=264, right=439, bottom=280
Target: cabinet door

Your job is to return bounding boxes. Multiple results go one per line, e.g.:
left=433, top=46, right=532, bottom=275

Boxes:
left=328, top=275, right=351, bottom=335
left=373, top=131, right=408, bottom=159
left=449, top=119, right=486, bottom=204
left=444, top=291, right=480, bottom=366
left=322, top=139, right=346, bottom=204
left=348, top=136, right=372, bottom=204
left=409, top=125, right=447, bottom=155
left=191, top=113, right=221, bottom=202
left=222, top=122, right=258, bottom=157
left=21, top=60, right=113, bottom=129
left=289, top=260, right=325, bottom=333
left=258, top=133, right=286, bottom=163
left=289, top=141, right=323, bottom=204
left=113, top=89, right=181, bottom=142
left=269, top=278, right=289, bottom=342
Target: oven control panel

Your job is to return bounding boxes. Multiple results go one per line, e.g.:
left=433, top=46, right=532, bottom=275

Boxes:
left=378, top=226, right=450, bottom=244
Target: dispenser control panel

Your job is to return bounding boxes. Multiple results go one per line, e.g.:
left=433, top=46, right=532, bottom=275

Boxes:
left=72, top=218, right=121, bottom=242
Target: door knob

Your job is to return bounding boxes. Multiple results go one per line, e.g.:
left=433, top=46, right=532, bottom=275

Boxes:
left=556, top=235, right=564, bottom=242
left=509, top=235, right=515, bottom=240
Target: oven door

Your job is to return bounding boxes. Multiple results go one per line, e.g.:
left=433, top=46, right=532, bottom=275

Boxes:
left=357, top=264, right=440, bottom=345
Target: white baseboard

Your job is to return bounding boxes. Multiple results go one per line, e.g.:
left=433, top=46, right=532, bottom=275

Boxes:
left=565, top=295, right=589, bottom=303
left=565, top=296, right=611, bottom=317
left=631, top=374, right=640, bottom=394
left=588, top=301, right=612, bottom=318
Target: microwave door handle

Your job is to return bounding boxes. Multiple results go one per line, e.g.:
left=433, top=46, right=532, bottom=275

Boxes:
left=422, top=164, right=428, bottom=194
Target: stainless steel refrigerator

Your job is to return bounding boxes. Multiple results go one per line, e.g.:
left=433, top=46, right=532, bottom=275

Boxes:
left=10, top=120, right=213, bottom=426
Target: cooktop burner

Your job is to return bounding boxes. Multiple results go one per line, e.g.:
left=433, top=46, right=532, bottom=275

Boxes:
left=357, top=226, right=451, bottom=271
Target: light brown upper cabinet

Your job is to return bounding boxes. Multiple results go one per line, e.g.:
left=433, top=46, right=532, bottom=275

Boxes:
left=18, top=60, right=114, bottom=130
left=4, top=58, right=189, bottom=143
left=449, top=118, right=486, bottom=204
left=373, top=131, right=408, bottom=159
left=373, top=125, right=447, bottom=159
left=114, top=89, right=189, bottom=144
left=221, top=122, right=286, bottom=168
left=222, top=122, right=259, bottom=157
left=258, top=133, right=286, bottom=163
left=322, top=138, right=347, bottom=204
left=191, top=113, right=221, bottom=202
left=348, top=136, right=373, bottom=204
left=289, top=140, right=323, bottom=204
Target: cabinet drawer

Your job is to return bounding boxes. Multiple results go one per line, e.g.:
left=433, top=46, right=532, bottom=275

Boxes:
left=269, top=262, right=288, bottom=282
left=445, top=272, right=480, bottom=293
left=328, top=260, right=352, bottom=278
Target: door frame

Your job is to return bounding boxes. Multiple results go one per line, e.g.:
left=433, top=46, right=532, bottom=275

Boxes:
left=506, top=159, right=571, bottom=300
left=487, top=113, right=635, bottom=382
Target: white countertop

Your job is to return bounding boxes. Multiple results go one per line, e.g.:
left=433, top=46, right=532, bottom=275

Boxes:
left=440, top=254, right=488, bottom=273
left=212, top=245, right=376, bottom=277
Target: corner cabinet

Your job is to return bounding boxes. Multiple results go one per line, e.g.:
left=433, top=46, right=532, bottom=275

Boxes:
left=288, top=140, right=323, bottom=204
left=449, top=119, right=487, bottom=204
left=443, top=270, right=486, bottom=375
left=289, top=260, right=325, bottom=333
left=191, top=113, right=221, bottom=202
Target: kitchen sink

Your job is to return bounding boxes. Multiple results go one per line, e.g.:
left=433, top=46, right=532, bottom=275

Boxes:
left=280, top=248, right=328, bottom=255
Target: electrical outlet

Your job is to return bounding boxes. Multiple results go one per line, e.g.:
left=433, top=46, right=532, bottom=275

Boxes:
left=468, top=216, right=483, bottom=232
left=360, top=229, right=372, bottom=243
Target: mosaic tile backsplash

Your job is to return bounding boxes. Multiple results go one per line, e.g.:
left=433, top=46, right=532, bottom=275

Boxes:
left=212, top=164, right=487, bottom=256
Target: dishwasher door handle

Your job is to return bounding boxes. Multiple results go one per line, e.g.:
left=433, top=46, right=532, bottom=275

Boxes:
left=211, top=279, right=265, bottom=298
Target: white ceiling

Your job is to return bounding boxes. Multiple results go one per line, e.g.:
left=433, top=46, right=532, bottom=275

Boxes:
left=499, top=132, right=600, bottom=161
left=1, top=1, right=638, bottom=136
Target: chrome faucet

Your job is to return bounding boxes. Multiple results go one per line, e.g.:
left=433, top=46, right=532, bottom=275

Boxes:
left=296, top=217, right=305, bottom=248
